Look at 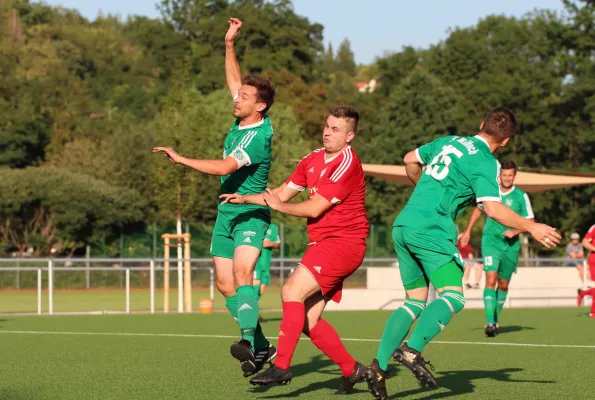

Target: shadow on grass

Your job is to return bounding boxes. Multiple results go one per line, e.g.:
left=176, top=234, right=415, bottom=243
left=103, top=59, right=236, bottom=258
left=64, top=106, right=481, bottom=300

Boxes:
left=471, top=325, right=535, bottom=334
left=389, top=367, right=554, bottom=399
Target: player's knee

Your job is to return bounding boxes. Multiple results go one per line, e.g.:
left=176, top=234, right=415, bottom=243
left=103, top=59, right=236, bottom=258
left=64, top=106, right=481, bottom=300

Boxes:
left=400, top=298, right=426, bottom=321
left=216, top=280, right=235, bottom=297
left=280, top=281, right=298, bottom=302
left=498, top=280, right=509, bottom=291
left=440, top=290, right=465, bottom=315
left=233, top=267, right=253, bottom=287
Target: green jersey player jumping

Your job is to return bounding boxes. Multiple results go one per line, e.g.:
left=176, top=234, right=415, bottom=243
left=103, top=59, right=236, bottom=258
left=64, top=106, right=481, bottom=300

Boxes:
left=367, top=108, right=560, bottom=400
left=460, top=160, right=534, bottom=337
left=153, top=17, right=276, bottom=378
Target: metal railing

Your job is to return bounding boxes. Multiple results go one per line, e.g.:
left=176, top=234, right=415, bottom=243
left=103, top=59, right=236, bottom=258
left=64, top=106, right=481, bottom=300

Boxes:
left=0, top=257, right=589, bottom=315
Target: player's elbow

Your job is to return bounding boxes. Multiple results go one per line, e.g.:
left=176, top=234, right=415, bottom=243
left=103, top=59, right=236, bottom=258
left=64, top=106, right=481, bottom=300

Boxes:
left=481, top=201, right=498, bottom=219
left=403, top=151, right=419, bottom=165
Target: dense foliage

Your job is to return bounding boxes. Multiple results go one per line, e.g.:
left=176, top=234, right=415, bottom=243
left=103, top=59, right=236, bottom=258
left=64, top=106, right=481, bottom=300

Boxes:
left=0, top=0, right=593, bottom=256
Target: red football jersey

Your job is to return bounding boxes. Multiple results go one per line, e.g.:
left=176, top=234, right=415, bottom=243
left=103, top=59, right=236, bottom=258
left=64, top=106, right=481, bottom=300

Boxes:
left=585, top=224, right=595, bottom=263
left=286, top=146, right=369, bottom=242
left=456, top=241, right=474, bottom=259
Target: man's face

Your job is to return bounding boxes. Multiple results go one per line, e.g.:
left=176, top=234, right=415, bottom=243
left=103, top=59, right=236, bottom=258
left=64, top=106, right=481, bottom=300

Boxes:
left=322, top=115, right=354, bottom=153
left=233, top=85, right=264, bottom=118
left=500, top=168, right=516, bottom=190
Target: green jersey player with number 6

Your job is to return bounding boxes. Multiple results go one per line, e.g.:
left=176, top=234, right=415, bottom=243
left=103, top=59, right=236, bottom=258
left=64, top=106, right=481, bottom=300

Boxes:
left=460, top=160, right=534, bottom=337
left=367, top=108, right=561, bottom=400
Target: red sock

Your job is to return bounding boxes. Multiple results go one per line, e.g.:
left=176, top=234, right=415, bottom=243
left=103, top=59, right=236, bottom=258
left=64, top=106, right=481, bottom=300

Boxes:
left=583, top=288, right=595, bottom=296
left=274, top=302, right=305, bottom=370
left=307, top=319, right=356, bottom=376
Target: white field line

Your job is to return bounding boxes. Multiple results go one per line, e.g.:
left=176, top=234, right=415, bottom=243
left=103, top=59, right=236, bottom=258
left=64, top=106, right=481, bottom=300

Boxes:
left=0, top=330, right=593, bottom=349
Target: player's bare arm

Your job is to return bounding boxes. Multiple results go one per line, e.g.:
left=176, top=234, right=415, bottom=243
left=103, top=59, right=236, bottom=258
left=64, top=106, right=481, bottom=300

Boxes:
left=219, top=183, right=301, bottom=206
left=225, top=18, right=243, bottom=97
left=263, top=189, right=332, bottom=219
left=582, top=237, right=595, bottom=253
left=460, top=207, right=483, bottom=247
left=503, top=222, right=531, bottom=239
left=481, top=201, right=560, bottom=248
left=152, top=147, right=239, bottom=176
left=403, top=150, right=423, bottom=185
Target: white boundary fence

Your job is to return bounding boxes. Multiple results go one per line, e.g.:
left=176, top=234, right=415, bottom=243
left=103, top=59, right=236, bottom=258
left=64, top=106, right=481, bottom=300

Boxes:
left=0, top=257, right=589, bottom=315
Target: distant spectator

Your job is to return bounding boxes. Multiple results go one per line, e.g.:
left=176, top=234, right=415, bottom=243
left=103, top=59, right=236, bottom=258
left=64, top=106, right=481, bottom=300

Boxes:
left=457, top=239, right=480, bottom=289
left=566, top=232, right=585, bottom=270
left=582, top=225, right=595, bottom=283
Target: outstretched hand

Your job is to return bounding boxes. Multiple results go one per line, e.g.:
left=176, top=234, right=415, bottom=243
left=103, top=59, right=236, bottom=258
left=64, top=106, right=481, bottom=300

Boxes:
left=219, top=193, right=244, bottom=205
left=458, top=231, right=471, bottom=247
left=528, top=223, right=561, bottom=248
left=263, top=188, right=281, bottom=210
left=225, top=17, right=242, bottom=42
left=152, top=147, right=182, bottom=164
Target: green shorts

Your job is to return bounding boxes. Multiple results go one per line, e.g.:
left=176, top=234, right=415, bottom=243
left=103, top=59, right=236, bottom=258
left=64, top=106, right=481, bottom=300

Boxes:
left=482, top=245, right=519, bottom=281
left=253, top=268, right=271, bottom=285
left=393, top=225, right=465, bottom=288
left=210, top=207, right=270, bottom=259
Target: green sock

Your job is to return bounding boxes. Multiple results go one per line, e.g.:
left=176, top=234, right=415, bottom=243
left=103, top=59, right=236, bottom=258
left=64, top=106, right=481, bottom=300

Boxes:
left=495, top=290, right=508, bottom=323
left=237, top=285, right=260, bottom=348
left=225, top=294, right=239, bottom=324
left=408, top=290, right=465, bottom=353
left=225, top=293, right=268, bottom=349
left=253, top=285, right=261, bottom=300
left=376, top=298, right=426, bottom=371
left=484, top=288, right=496, bottom=324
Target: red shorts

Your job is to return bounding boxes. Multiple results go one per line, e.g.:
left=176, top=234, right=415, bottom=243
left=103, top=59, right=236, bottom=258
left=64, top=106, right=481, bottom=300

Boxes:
left=299, top=237, right=366, bottom=303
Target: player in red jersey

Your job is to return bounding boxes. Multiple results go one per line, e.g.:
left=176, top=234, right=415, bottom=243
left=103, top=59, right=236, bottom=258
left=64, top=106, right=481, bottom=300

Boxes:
left=577, top=224, right=595, bottom=318
left=220, top=106, right=376, bottom=392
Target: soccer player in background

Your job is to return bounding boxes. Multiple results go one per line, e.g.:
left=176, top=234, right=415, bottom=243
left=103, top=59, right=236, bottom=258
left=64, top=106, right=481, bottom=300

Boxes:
left=254, top=221, right=281, bottom=322
left=577, top=223, right=595, bottom=317
left=368, top=108, right=561, bottom=400
left=220, top=106, right=377, bottom=393
left=153, top=18, right=276, bottom=376
left=460, top=160, right=534, bottom=336
left=457, top=238, right=480, bottom=289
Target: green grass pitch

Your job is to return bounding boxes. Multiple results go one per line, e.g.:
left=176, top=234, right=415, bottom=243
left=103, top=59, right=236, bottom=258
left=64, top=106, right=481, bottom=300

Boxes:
left=0, top=305, right=593, bottom=399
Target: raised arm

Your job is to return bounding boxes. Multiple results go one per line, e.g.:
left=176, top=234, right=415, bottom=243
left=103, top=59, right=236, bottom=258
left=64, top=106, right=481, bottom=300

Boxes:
left=152, top=147, right=239, bottom=176
left=225, top=18, right=243, bottom=97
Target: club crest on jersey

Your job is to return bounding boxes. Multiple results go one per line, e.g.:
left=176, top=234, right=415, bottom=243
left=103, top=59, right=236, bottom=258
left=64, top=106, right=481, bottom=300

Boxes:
left=505, top=199, right=513, bottom=207
left=320, top=168, right=327, bottom=177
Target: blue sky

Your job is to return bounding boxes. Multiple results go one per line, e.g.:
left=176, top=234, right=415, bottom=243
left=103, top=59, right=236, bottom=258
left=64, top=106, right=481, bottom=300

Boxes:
left=43, top=0, right=566, bottom=64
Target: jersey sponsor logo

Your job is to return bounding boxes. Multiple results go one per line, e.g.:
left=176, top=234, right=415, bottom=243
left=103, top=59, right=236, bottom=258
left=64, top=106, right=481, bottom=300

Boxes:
left=320, top=168, right=327, bottom=177
left=505, top=199, right=513, bottom=207
left=313, top=266, right=322, bottom=273
left=243, top=231, right=256, bottom=236
left=239, top=303, right=253, bottom=311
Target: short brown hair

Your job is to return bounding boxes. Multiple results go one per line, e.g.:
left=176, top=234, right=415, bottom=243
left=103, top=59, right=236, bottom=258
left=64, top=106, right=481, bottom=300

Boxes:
left=481, top=107, right=517, bottom=141
left=500, top=160, right=517, bottom=172
left=329, top=106, right=359, bottom=132
left=243, top=75, right=275, bottom=115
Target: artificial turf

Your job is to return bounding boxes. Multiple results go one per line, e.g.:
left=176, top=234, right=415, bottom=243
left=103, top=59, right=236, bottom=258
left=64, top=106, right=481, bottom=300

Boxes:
left=0, top=307, right=592, bottom=399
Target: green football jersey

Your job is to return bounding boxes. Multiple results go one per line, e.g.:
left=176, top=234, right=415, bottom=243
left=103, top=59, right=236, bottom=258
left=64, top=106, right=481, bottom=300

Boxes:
left=256, top=222, right=280, bottom=271
left=394, top=135, right=502, bottom=242
left=219, top=116, right=273, bottom=212
left=483, top=186, right=533, bottom=251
